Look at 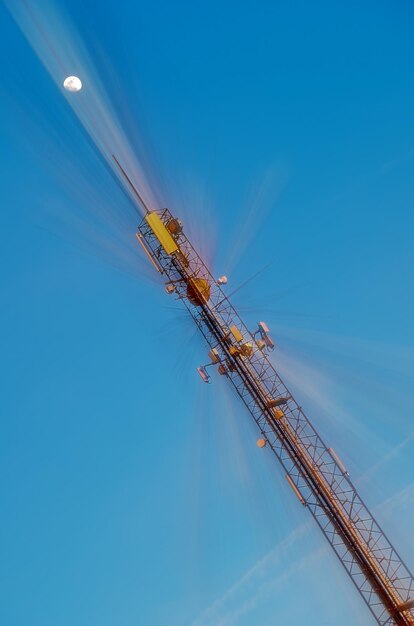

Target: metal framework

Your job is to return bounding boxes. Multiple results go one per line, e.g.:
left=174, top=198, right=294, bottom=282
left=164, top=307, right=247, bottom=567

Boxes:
left=137, top=207, right=414, bottom=626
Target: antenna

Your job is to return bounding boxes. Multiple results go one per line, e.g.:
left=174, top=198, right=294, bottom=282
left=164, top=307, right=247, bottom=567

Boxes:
left=112, top=154, right=151, bottom=214
left=137, top=207, right=414, bottom=626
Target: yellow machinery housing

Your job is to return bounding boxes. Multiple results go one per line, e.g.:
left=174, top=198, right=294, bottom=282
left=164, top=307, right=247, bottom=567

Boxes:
left=145, top=212, right=179, bottom=255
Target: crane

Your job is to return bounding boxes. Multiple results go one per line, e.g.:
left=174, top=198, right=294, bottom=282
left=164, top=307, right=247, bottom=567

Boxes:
left=131, top=195, right=413, bottom=624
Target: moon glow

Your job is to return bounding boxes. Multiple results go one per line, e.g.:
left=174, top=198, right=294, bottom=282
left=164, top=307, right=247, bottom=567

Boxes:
left=63, top=76, right=82, bottom=92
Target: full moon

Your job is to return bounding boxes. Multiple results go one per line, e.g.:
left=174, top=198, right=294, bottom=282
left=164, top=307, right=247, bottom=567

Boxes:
left=63, top=76, right=82, bottom=92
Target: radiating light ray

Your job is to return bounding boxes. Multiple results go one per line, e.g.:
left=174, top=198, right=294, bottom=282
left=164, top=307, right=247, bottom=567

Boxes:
left=3, top=68, right=161, bottom=286
left=163, top=173, right=219, bottom=272
left=273, top=325, right=414, bottom=380
left=224, top=258, right=277, bottom=302
left=38, top=156, right=160, bottom=285
left=6, top=7, right=412, bottom=625
left=359, top=430, right=414, bottom=486
left=190, top=523, right=309, bottom=626
left=274, top=347, right=389, bottom=463
left=190, top=455, right=414, bottom=626
left=237, top=307, right=328, bottom=320
left=4, top=0, right=158, bottom=215
left=179, top=304, right=413, bottom=626
left=266, top=325, right=414, bottom=491
left=221, top=163, right=289, bottom=277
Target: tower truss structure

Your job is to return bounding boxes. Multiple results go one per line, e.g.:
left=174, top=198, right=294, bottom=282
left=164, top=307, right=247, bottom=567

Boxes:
left=136, top=207, right=414, bottom=626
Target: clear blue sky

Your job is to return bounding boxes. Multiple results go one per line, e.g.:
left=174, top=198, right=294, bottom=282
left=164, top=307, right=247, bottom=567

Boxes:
left=1, top=1, right=414, bottom=625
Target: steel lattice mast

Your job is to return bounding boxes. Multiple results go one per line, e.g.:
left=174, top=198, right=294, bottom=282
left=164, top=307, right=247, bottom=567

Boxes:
left=135, top=206, right=414, bottom=626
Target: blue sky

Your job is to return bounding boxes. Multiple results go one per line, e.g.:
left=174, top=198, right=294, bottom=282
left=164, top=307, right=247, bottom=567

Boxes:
left=1, top=1, right=414, bottom=625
